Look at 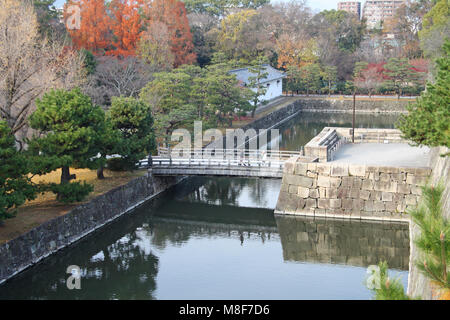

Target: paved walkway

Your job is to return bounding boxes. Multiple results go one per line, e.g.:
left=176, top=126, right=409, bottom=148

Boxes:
left=331, top=143, right=430, bottom=167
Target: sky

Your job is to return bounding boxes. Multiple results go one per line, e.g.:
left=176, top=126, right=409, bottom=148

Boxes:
left=53, top=0, right=340, bottom=12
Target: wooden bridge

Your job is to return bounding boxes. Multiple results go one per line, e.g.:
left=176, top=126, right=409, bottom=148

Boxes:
left=139, top=148, right=310, bottom=178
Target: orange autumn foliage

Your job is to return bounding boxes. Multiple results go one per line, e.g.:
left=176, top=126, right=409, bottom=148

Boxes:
left=144, top=0, right=196, bottom=67
left=64, top=0, right=110, bottom=55
left=107, top=0, right=144, bottom=57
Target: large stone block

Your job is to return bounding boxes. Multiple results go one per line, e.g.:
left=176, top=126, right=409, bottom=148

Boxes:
left=309, top=188, right=319, bottom=198
left=385, top=201, right=397, bottom=212
left=295, top=162, right=308, bottom=175
left=307, top=163, right=317, bottom=171
left=405, top=194, right=418, bottom=206
left=352, top=177, right=363, bottom=189
left=298, top=187, right=310, bottom=198
left=362, top=179, right=374, bottom=191
left=297, top=176, right=314, bottom=188
left=317, top=175, right=331, bottom=188
left=360, top=190, right=371, bottom=200
left=305, top=198, right=317, bottom=209
left=379, top=173, right=391, bottom=182
left=330, top=177, right=342, bottom=188
left=330, top=199, right=342, bottom=209
left=414, top=167, right=432, bottom=177
left=373, top=201, right=385, bottom=212
left=378, top=166, right=400, bottom=174
left=307, top=171, right=318, bottom=178
left=352, top=199, right=365, bottom=212
left=337, top=187, right=349, bottom=198
left=411, top=185, right=423, bottom=195
left=397, top=183, right=411, bottom=194
left=316, top=163, right=331, bottom=175
left=288, top=185, right=298, bottom=194
left=365, top=201, right=374, bottom=212
left=349, top=164, right=366, bottom=177
left=342, top=199, right=353, bottom=210
left=381, top=192, right=393, bottom=202
left=331, top=163, right=349, bottom=177
left=341, top=176, right=353, bottom=188
left=370, top=190, right=382, bottom=201
left=284, top=158, right=297, bottom=174
left=349, top=188, right=360, bottom=199
left=326, top=187, right=338, bottom=199
left=318, top=199, right=330, bottom=209
left=374, top=181, right=398, bottom=193
left=406, top=174, right=428, bottom=186
left=319, top=187, right=326, bottom=198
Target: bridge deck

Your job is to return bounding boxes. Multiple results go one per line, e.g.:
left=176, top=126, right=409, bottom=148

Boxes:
left=138, top=149, right=313, bottom=178
left=146, top=157, right=286, bottom=178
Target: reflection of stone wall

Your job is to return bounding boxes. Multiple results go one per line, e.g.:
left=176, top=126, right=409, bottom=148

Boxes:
left=276, top=158, right=431, bottom=221
left=0, top=174, right=183, bottom=284
left=276, top=216, right=410, bottom=270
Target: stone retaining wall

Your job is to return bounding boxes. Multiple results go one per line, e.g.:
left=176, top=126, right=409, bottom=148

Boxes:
left=407, top=146, right=450, bottom=299
left=275, top=158, right=431, bottom=222
left=296, top=97, right=410, bottom=113
left=0, top=173, right=183, bottom=284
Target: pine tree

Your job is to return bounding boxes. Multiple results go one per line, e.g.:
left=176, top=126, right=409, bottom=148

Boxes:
left=0, top=121, right=37, bottom=221
left=383, top=58, right=418, bottom=99
left=397, top=40, right=450, bottom=149
left=410, top=184, right=450, bottom=294
left=28, top=88, right=104, bottom=202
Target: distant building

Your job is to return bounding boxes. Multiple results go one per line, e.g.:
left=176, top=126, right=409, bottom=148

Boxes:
left=337, top=1, right=362, bottom=20
left=229, top=64, right=286, bottom=103
left=362, top=0, right=406, bottom=29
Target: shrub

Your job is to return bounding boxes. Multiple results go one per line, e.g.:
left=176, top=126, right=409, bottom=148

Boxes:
left=47, top=181, right=94, bottom=204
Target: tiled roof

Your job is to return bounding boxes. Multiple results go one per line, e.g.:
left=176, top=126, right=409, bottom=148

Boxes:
left=229, top=64, right=286, bottom=85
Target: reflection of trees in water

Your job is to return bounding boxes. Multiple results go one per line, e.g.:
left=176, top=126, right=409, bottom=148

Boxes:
left=185, top=177, right=247, bottom=206
left=278, top=112, right=400, bottom=150
left=181, top=177, right=279, bottom=209
left=0, top=221, right=159, bottom=300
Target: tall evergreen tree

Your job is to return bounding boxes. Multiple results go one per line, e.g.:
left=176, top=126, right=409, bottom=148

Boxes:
left=397, top=40, right=450, bottom=149
left=0, top=121, right=37, bottom=221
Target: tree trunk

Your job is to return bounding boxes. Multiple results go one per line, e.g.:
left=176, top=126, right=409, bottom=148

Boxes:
left=97, top=166, right=105, bottom=179
left=61, top=166, right=74, bottom=184
left=328, top=81, right=331, bottom=97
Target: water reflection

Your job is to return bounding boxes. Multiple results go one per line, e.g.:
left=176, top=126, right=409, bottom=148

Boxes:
left=0, top=113, right=407, bottom=299
left=278, top=112, right=400, bottom=151
left=0, top=177, right=409, bottom=300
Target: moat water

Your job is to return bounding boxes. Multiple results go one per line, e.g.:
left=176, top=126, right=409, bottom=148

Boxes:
left=0, top=112, right=410, bottom=299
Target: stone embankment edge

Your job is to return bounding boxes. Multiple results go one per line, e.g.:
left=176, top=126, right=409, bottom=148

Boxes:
left=0, top=174, right=185, bottom=284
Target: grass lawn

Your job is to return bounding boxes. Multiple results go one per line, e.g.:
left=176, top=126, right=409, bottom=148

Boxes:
left=0, top=168, right=147, bottom=245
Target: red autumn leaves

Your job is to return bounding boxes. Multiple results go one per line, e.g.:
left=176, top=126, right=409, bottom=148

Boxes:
left=64, top=0, right=196, bottom=67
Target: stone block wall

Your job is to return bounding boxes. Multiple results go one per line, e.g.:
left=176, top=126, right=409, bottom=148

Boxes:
left=275, top=157, right=431, bottom=221
left=407, top=146, right=450, bottom=299
left=296, top=97, right=409, bottom=114
left=0, top=173, right=183, bottom=284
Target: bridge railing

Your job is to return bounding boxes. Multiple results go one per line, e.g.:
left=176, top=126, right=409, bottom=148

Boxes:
left=156, top=147, right=302, bottom=160
left=139, top=156, right=286, bottom=170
